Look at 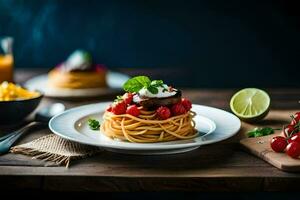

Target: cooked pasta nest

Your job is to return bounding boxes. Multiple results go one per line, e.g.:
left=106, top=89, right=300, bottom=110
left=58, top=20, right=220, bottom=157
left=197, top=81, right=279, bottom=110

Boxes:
left=100, top=108, right=198, bottom=143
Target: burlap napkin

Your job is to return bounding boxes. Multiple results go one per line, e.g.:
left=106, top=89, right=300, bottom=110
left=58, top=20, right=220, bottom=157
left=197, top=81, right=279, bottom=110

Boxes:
left=10, top=134, right=101, bottom=167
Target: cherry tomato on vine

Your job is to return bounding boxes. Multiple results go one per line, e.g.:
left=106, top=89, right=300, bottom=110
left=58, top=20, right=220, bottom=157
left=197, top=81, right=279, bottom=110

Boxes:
left=290, top=112, right=300, bottom=126
left=288, top=133, right=300, bottom=144
left=270, top=136, right=288, bottom=152
left=286, top=142, right=300, bottom=159
left=282, top=125, right=296, bottom=137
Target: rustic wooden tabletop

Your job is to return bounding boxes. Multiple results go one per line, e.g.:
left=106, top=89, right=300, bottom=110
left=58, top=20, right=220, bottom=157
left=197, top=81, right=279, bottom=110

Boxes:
left=0, top=69, right=300, bottom=192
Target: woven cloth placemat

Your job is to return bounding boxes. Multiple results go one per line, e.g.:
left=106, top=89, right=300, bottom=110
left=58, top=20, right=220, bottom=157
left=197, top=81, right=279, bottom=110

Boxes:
left=10, top=134, right=101, bottom=167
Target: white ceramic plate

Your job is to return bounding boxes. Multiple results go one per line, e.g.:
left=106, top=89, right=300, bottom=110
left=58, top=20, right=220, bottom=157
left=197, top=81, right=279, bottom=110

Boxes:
left=49, top=103, right=241, bottom=155
left=24, top=71, right=130, bottom=98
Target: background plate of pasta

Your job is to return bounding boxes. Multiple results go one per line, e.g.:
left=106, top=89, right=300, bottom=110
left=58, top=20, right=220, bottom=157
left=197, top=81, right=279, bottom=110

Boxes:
left=49, top=76, right=241, bottom=155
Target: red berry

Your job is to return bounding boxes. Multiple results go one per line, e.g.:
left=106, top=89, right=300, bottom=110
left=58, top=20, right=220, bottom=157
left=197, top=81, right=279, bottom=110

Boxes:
left=270, top=136, right=287, bottom=152
left=290, top=121, right=296, bottom=126
left=106, top=105, right=112, bottom=112
left=181, top=98, right=192, bottom=111
left=126, top=105, right=140, bottom=117
left=290, top=113, right=300, bottom=126
left=289, top=133, right=300, bottom=144
left=123, top=93, right=133, bottom=105
left=156, top=106, right=171, bottom=120
left=171, top=103, right=187, bottom=116
left=111, top=101, right=127, bottom=115
left=294, top=111, right=300, bottom=117
left=286, top=142, right=300, bottom=159
left=282, top=125, right=295, bottom=137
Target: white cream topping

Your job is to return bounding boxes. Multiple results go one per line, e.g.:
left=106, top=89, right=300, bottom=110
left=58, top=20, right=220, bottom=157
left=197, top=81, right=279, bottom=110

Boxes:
left=133, top=93, right=142, bottom=102
left=61, top=50, right=91, bottom=72
left=138, top=84, right=177, bottom=98
left=66, top=51, right=86, bottom=67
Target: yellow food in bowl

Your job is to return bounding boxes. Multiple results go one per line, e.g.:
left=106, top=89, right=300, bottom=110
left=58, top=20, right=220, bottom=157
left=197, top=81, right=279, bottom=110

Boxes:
left=0, top=82, right=40, bottom=101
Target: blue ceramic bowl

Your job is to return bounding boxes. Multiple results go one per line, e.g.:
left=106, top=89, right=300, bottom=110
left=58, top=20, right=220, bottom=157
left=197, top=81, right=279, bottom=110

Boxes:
left=0, top=93, right=43, bottom=124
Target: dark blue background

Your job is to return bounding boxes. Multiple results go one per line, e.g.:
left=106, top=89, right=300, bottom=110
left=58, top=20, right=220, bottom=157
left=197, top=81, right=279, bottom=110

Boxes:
left=0, top=0, right=299, bottom=87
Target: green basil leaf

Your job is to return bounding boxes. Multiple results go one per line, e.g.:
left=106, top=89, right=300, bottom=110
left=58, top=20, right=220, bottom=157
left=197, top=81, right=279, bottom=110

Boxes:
left=147, top=86, right=159, bottom=94
left=150, top=80, right=164, bottom=87
left=247, top=127, right=275, bottom=138
left=123, top=76, right=151, bottom=92
left=88, top=118, right=100, bottom=130
left=247, top=130, right=257, bottom=137
left=114, top=95, right=123, bottom=102
left=260, top=127, right=274, bottom=135
left=254, top=131, right=264, bottom=137
left=247, top=127, right=259, bottom=137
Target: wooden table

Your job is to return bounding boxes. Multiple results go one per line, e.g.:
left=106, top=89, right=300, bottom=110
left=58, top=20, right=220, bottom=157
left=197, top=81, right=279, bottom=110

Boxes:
left=0, top=69, right=300, bottom=192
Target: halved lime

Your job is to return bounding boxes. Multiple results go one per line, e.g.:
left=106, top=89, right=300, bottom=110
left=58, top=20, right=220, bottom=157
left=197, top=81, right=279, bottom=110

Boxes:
left=230, top=88, right=270, bottom=122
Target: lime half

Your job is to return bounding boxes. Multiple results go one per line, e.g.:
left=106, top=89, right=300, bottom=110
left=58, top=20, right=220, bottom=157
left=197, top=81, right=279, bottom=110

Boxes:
left=230, top=88, right=270, bottom=122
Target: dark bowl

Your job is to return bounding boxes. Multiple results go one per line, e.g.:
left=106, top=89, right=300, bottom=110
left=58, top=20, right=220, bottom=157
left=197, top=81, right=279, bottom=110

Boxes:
left=0, top=93, right=43, bottom=125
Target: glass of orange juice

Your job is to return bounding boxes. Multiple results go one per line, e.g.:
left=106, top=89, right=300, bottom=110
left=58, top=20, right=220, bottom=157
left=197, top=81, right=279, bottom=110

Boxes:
left=0, top=37, right=14, bottom=82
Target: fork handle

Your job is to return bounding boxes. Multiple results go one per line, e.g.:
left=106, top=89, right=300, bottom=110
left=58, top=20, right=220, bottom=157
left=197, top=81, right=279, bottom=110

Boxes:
left=0, top=121, right=43, bottom=154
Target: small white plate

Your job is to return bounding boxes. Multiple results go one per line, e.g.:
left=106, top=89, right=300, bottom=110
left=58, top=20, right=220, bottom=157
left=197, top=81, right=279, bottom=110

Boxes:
left=24, top=71, right=130, bottom=98
left=49, top=103, right=241, bottom=155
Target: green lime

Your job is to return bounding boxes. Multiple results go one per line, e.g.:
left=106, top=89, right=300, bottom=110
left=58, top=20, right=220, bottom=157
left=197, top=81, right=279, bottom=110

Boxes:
left=230, top=88, right=270, bottom=122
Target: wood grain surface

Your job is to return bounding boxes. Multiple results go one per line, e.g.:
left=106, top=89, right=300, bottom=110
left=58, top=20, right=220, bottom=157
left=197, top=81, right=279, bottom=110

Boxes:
left=240, top=133, right=300, bottom=172
left=0, top=69, right=299, bottom=192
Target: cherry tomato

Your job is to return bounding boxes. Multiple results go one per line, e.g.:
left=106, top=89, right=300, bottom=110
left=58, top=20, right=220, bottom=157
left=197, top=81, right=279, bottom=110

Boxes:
left=270, top=136, right=288, bottom=152
left=126, top=105, right=140, bottom=117
left=106, top=105, right=112, bottom=112
left=290, top=112, right=300, bottom=126
left=181, top=98, right=192, bottom=111
left=289, top=132, right=300, bottom=143
left=111, top=101, right=127, bottom=115
left=156, top=106, right=171, bottom=120
left=286, top=142, right=300, bottom=158
left=282, top=125, right=295, bottom=137
left=123, top=93, right=133, bottom=105
left=294, top=112, right=300, bottom=118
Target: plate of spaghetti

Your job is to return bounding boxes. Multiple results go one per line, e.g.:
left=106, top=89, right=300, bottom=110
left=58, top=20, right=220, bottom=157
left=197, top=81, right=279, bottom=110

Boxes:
left=49, top=76, right=241, bottom=155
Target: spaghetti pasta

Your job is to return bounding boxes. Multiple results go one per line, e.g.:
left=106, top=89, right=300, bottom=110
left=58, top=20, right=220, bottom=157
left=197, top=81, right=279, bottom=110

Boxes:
left=100, top=108, right=198, bottom=143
